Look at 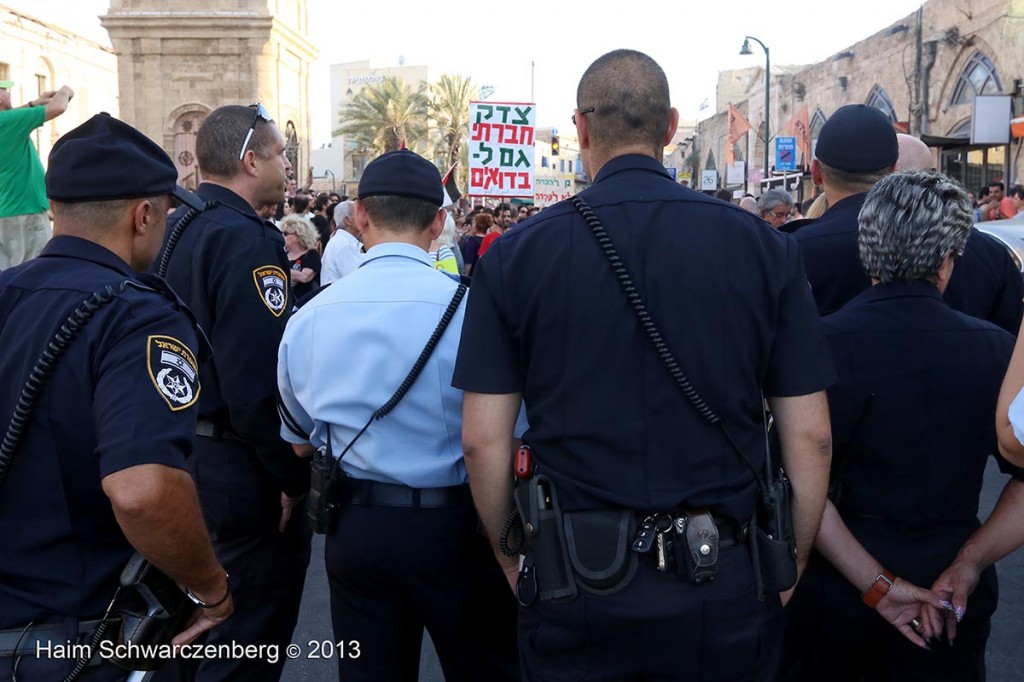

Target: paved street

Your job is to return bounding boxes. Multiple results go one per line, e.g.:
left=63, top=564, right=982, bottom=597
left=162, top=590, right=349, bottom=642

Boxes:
left=282, top=459, right=1024, bottom=681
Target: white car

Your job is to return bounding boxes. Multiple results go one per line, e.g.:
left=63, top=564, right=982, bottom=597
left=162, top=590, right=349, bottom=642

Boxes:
left=975, top=219, right=1024, bottom=273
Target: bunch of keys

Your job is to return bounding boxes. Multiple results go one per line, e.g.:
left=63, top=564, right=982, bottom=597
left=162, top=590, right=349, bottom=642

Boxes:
left=631, top=513, right=676, bottom=572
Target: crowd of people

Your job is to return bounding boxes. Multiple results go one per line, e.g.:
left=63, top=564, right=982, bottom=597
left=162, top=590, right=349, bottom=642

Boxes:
left=3, top=49, right=1024, bottom=682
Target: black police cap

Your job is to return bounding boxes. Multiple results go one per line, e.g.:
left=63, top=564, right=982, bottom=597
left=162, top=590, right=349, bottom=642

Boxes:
left=815, top=104, right=898, bottom=173
left=358, top=150, right=443, bottom=206
left=46, top=112, right=203, bottom=210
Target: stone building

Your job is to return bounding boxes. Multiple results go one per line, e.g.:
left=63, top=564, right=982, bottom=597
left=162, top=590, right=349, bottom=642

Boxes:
left=695, top=0, right=1024, bottom=198
left=0, top=6, right=119, bottom=164
left=101, top=0, right=317, bottom=189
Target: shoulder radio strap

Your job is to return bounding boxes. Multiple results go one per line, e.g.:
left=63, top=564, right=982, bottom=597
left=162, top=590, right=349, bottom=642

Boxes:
left=569, top=195, right=777, bottom=489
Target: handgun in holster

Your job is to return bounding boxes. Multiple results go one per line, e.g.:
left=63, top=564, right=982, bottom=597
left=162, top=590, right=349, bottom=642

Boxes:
left=308, top=443, right=344, bottom=535
left=513, top=472, right=577, bottom=605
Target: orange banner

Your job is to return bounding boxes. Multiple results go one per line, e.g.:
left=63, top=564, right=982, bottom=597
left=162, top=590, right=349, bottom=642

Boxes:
left=726, top=103, right=752, bottom=165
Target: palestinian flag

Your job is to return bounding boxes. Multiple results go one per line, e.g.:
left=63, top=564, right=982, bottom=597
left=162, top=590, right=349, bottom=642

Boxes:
left=441, top=164, right=461, bottom=207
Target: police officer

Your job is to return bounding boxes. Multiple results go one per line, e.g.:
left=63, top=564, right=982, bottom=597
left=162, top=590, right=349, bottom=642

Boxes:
left=277, top=150, right=517, bottom=681
left=453, top=49, right=835, bottom=681
left=158, top=105, right=310, bottom=682
left=790, top=105, right=1023, bottom=331
left=781, top=171, right=1024, bottom=681
left=894, top=132, right=1024, bottom=334
left=0, top=113, right=232, bottom=681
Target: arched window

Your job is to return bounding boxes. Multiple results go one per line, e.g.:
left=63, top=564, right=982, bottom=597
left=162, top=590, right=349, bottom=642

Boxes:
left=866, top=85, right=897, bottom=122
left=948, top=119, right=971, bottom=138
left=285, top=121, right=299, bottom=176
left=951, top=52, right=1002, bottom=106
left=810, top=109, right=826, bottom=141
left=705, top=150, right=717, bottom=171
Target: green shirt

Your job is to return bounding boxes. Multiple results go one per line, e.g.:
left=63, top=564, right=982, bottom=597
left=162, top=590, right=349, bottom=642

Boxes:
left=0, top=106, right=48, bottom=218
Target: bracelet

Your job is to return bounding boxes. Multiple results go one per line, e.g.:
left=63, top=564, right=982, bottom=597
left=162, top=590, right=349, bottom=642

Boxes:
left=861, top=568, right=895, bottom=609
left=186, top=573, right=230, bottom=609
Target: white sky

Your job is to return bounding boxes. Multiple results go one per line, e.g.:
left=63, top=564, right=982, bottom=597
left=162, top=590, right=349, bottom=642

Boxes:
left=8, top=0, right=928, bottom=143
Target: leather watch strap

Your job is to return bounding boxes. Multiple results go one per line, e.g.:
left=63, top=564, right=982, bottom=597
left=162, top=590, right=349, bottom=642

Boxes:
left=862, top=568, right=895, bottom=608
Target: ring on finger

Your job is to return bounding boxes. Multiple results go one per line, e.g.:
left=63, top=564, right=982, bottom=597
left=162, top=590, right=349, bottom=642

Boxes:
left=910, top=618, right=923, bottom=631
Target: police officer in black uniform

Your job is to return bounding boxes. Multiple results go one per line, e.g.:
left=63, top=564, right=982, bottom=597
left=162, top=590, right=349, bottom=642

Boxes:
left=453, top=49, right=836, bottom=682
left=789, top=105, right=1022, bottom=331
left=781, top=171, right=1024, bottom=681
left=158, top=105, right=310, bottom=682
left=0, top=114, right=232, bottom=681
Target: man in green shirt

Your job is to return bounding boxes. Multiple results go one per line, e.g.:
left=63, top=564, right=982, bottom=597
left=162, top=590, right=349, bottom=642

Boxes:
left=0, top=81, right=74, bottom=269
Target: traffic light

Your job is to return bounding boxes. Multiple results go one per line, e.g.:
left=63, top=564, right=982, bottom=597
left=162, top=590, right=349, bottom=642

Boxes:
left=551, top=135, right=560, bottom=156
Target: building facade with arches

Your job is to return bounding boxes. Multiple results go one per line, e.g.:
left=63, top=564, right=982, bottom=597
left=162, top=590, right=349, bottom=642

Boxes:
left=0, top=6, right=119, bottom=165
left=102, top=0, right=317, bottom=188
left=692, top=0, right=1024, bottom=197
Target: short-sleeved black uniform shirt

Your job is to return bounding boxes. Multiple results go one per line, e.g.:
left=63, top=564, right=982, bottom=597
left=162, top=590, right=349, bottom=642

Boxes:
left=162, top=183, right=308, bottom=496
left=824, top=281, right=1024, bottom=532
left=792, top=194, right=1023, bottom=331
left=0, top=237, right=200, bottom=628
left=453, top=154, right=836, bottom=519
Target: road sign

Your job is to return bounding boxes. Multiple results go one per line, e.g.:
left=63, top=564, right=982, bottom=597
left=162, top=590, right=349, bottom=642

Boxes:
left=700, top=170, right=718, bottom=190
left=665, top=166, right=678, bottom=180
left=775, top=136, right=797, bottom=171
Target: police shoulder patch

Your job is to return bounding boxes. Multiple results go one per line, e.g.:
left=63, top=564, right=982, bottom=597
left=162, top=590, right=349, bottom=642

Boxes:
left=147, top=335, right=201, bottom=411
left=253, top=265, right=289, bottom=317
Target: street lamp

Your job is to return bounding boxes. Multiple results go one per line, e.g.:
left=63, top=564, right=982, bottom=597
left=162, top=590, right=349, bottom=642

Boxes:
left=740, top=36, right=770, bottom=181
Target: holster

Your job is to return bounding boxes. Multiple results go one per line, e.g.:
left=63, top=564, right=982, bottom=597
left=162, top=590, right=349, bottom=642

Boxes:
left=513, top=475, right=577, bottom=604
left=307, top=446, right=343, bottom=535
left=106, top=554, right=197, bottom=671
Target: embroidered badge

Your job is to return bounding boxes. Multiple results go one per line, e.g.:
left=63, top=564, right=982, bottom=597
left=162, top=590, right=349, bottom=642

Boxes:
left=253, top=265, right=288, bottom=317
left=147, top=335, right=201, bottom=411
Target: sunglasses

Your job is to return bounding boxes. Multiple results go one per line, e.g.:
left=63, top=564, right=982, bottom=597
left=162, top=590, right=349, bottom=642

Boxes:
left=238, top=103, right=273, bottom=161
left=572, top=107, right=595, bottom=125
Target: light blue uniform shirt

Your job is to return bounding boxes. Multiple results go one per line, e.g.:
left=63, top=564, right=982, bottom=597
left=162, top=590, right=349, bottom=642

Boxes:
left=277, top=242, right=469, bottom=488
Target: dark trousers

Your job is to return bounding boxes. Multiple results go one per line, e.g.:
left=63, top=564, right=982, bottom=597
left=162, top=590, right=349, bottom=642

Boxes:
left=519, top=543, right=783, bottom=682
left=154, top=436, right=311, bottom=682
left=781, top=520, right=995, bottom=682
left=325, top=496, right=518, bottom=682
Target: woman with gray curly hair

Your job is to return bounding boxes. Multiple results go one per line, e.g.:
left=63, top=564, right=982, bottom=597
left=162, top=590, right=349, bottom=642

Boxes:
left=280, top=214, right=322, bottom=301
left=782, top=171, right=1024, bottom=681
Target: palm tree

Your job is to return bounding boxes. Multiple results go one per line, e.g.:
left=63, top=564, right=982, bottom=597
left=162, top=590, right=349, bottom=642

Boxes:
left=430, top=74, right=478, bottom=176
left=335, top=76, right=429, bottom=154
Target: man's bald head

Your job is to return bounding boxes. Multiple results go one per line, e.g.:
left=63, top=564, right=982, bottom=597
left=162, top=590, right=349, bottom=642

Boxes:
left=576, top=49, right=673, bottom=151
left=894, top=134, right=935, bottom=172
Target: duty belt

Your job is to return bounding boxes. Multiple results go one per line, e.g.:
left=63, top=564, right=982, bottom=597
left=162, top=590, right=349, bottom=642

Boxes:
left=195, top=419, right=243, bottom=441
left=346, top=479, right=470, bottom=509
left=0, top=619, right=108, bottom=658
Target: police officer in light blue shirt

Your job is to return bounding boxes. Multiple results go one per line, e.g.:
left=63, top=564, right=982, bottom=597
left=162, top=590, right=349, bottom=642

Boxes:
left=277, top=149, right=517, bottom=682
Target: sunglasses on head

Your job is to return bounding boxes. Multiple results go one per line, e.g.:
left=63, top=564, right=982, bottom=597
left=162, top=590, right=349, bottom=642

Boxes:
left=238, top=103, right=273, bottom=161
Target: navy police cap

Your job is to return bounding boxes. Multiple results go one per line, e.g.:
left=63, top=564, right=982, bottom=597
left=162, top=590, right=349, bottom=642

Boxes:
left=46, top=112, right=203, bottom=210
left=815, top=104, right=898, bottom=173
left=358, top=149, right=443, bottom=206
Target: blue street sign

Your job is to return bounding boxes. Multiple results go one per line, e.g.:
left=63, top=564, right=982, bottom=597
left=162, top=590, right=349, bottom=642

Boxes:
left=775, top=136, right=797, bottom=171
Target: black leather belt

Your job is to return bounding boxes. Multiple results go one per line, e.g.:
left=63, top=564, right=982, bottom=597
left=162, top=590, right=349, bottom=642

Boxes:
left=347, top=479, right=470, bottom=509
left=195, top=419, right=242, bottom=441
left=0, top=619, right=107, bottom=658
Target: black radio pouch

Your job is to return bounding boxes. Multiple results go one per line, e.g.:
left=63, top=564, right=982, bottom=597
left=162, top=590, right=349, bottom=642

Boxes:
left=307, top=439, right=343, bottom=535
left=752, top=466, right=798, bottom=592
left=564, top=510, right=637, bottom=595
left=513, top=475, right=577, bottom=604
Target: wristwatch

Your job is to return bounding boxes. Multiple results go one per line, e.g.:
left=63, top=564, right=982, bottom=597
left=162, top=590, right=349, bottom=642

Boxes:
left=862, top=568, right=895, bottom=608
